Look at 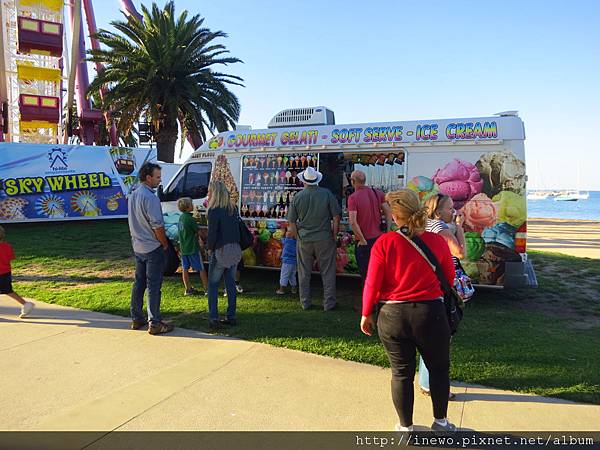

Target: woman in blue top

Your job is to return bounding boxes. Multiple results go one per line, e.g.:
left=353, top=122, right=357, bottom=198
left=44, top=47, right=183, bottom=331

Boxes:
left=206, top=181, right=241, bottom=329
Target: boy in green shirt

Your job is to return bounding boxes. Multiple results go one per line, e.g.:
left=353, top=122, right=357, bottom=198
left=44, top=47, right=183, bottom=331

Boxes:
left=177, top=198, right=208, bottom=295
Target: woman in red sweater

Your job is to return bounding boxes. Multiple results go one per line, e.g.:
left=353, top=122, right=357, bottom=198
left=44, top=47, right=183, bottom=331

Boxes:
left=360, top=189, right=456, bottom=432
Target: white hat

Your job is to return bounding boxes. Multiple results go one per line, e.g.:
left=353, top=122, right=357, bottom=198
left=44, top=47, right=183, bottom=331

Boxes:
left=298, top=166, right=322, bottom=185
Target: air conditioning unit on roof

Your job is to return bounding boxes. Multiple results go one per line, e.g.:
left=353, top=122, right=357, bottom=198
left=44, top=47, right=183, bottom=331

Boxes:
left=267, top=106, right=335, bottom=128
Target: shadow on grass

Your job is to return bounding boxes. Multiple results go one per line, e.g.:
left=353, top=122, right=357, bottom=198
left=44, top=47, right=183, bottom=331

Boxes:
left=15, top=274, right=133, bottom=284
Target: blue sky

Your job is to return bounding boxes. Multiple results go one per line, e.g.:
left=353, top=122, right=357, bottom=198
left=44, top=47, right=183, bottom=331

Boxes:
left=90, top=0, right=600, bottom=189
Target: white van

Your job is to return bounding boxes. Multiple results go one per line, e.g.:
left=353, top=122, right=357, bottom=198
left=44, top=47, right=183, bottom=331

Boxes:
left=159, top=107, right=536, bottom=287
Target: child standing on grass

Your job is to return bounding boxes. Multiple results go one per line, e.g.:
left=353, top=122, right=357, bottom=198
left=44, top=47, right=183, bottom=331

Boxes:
left=177, top=198, right=208, bottom=296
left=276, top=228, right=298, bottom=295
left=0, top=226, right=34, bottom=317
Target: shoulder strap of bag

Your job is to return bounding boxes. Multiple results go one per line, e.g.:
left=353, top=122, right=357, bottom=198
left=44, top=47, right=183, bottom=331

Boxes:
left=396, top=231, right=451, bottom=293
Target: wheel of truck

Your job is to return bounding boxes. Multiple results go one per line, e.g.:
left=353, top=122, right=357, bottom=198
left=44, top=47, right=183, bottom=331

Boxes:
left=164, top=240, right=180, bottom=276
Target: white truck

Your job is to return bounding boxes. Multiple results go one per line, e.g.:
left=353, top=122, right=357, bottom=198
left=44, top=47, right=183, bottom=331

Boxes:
left=159, top=107, right=536, bottom=287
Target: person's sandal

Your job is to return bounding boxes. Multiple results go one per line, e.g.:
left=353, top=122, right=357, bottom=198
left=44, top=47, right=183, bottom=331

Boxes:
left=148, top=321, right=174, bottom=335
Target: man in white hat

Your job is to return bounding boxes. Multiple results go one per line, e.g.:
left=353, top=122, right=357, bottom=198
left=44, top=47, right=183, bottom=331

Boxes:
left=287, top=166, right=342, bottom=311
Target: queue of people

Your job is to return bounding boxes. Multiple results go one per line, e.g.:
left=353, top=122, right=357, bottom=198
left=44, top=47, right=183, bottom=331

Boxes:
left=0, top=159, right=464, bottom=432
left=125, top=162, right=463, bottom=431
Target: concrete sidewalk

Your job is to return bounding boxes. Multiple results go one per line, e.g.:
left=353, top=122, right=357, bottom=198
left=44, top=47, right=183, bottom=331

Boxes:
left=1, top=297, right=599, bottom=435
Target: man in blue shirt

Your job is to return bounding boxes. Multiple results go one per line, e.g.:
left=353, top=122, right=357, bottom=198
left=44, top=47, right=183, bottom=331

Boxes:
left=128, top=162, right=174, bottom=335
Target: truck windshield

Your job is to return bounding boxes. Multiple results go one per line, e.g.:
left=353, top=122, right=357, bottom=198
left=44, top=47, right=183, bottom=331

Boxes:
left=164, top=162, right=211, bottom=200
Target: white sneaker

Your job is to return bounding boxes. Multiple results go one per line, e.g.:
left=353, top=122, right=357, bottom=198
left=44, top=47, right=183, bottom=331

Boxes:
left=431, top=419, right=457, bottom=432
left=235, top=284, right=244, bottom=293
left=395, top=423, right=414, bottom=432
left=20, top=302, right=34, bottom=318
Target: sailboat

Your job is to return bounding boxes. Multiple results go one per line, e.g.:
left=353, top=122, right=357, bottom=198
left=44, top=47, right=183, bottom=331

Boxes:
left=554, top=165, right=590, bottom=201
left=554, top=190, right=589, bottom=201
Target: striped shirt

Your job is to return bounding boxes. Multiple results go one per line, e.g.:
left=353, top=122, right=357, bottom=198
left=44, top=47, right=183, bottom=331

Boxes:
left=426, top=219, right=459, bottom=266
left=425, top=219, right=449, bottom=234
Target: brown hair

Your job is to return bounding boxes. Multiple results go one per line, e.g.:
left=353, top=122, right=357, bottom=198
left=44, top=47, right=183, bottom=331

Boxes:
left=424, top=193, right=451, bottom=219
left=177, top=197, right=193, bottom=212
left=385, top=189, right=428, bottom=237
left=138, top=162, right=162, bottom=182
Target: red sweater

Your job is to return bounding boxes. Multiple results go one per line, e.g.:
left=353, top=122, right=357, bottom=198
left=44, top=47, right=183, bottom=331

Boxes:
left=0, top=242, right=15, bottom=275
left=362, top=231, right=455, bottom=316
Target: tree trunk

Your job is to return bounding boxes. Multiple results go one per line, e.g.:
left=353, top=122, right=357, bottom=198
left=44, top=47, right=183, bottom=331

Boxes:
left=154, top=121, right=178, bottom=163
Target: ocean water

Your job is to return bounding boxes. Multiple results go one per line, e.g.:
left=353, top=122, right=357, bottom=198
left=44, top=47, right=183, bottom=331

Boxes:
left=527, top=191, right=600, bottom=221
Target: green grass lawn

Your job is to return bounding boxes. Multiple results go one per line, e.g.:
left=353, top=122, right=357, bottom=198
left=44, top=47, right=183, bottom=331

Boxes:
left=5, top=220, right=600, bottom=404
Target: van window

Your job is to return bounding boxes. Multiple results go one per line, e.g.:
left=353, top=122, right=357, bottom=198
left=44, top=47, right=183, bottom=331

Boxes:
left=165, top=162, right=211, bottom=200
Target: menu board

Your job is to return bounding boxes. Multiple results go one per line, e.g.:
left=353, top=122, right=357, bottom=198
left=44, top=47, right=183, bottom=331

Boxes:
left=240, top=153, right=318, bottom=219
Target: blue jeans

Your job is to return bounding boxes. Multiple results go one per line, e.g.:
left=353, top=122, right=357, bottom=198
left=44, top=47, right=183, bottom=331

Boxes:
left=207, top=253, right=237, bottom=321
left=131, top=246, right=165, bottom=324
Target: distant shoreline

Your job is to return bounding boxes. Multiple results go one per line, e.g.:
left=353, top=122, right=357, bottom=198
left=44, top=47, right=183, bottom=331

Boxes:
left=528, top=217, right=600, bottom=223
left=527, top=218, right=600, bottom=259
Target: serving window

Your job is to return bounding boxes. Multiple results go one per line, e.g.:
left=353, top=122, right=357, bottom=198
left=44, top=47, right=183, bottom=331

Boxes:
left=317, top=151, right=406, bottom=221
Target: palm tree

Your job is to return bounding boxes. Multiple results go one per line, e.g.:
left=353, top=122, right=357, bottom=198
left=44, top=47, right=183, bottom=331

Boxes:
left=86, top=1, right=242, bottom=162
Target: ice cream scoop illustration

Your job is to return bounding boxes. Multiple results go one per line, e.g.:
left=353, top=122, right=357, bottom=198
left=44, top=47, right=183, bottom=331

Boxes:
left=476, top=151, right=526, bottom=197
left=432, top=159, right=483, bottom=209
left=407, top=176, right=439, bottom=202
left=476, top=243, right=521, bottom=285
left=460, top=260, right=480, bottom=282
left=285, top=171, right=292, bottom=184
left=277, top=156, right=283, bottom=167
left=461, top=193, right=497, bottom=233
left=263, top=172, right=270, bottom=184
left=464, top=232, right=486, bottom=261
left=482, top=222, right=518, bottom=250
left=492, top=191, right=526, bottom=228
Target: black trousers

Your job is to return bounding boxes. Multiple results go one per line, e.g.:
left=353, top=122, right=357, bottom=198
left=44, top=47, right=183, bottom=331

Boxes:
left=377, top=300, right=451, bottom=426
left=356, top=237, right=379, bottom=282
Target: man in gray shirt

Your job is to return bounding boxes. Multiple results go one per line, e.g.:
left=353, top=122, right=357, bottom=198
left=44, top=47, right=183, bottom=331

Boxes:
left=288, top=166, right=341, bottom=311
left=128, top=162, right=174, bottom=335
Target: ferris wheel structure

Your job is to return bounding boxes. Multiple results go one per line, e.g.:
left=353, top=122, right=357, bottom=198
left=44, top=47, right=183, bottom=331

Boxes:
left=0, top=0, right=140, bottom=145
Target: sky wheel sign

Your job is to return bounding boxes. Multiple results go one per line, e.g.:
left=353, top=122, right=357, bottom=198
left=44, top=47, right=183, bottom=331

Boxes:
left=0, top=143, right=156, bottom=223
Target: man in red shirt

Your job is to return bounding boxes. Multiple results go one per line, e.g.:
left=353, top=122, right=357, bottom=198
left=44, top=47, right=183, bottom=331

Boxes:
left=347, top=170, right=392, bottom=310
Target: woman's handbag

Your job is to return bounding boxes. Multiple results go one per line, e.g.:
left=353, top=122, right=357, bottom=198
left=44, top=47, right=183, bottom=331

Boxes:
left=397, top=231, right=464, bottom=335
left=411, top=236, right=464, bottom=335
left=454, top=259, right=475, bottom=302
left=238, top=217, right=254, bottom=250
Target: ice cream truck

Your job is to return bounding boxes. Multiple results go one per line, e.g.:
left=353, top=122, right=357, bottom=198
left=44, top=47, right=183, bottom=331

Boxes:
left=159, top=107, right=537, bottom=287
